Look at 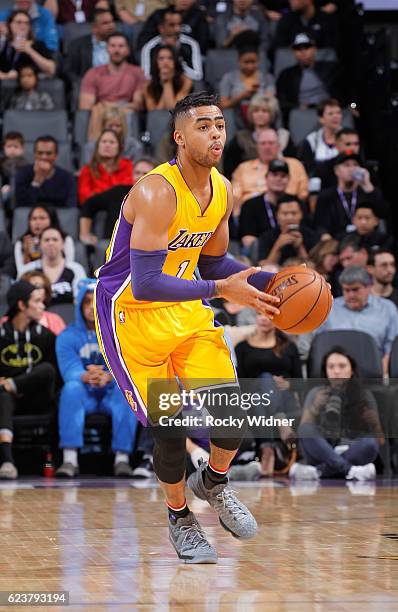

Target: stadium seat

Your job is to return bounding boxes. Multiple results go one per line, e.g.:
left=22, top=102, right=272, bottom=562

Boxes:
left=63, top=22, right=92, bottom=54
left=308, top=330, right=383, bottom=379
left=24, top=142, right=74, bottom=173
left=47, top=302, right=75, bottom=324
left=388, top=336, right=398, bottom=378
left=73, top=109, right=90, bottom=151
left=0, top=208, right=5, bottom=233
left=12, top=207, right=79, bottom=243
left=3, top=110, right=68, bottom=143
left=146, top=110, right=172, bottom=149
left=223, top=107, right=237, bottom=143
left=204, top=49, right=239, bottom=91
left=0, top=78, right=66, bottom=111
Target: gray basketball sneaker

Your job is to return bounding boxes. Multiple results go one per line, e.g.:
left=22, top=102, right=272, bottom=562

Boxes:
left=187, top=461, right=258, bottom=540
left=169, top=511, right=218, bottom=564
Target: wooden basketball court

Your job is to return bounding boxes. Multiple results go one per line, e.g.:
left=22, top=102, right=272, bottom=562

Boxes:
left=1, top=478, right=397, bottom=611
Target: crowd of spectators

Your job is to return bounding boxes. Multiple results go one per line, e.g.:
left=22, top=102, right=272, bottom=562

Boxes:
left=0, top=0, right=397, bottom=482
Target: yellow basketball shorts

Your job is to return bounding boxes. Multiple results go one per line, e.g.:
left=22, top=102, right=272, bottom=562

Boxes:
left=94, top=286, right=237, bottom=425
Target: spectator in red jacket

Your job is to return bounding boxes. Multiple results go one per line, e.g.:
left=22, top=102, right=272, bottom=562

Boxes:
left=78, top=129, right=134, bottom=204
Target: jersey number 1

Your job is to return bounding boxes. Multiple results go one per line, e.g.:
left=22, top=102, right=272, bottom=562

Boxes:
left=176, top=260, right=190, bottom=278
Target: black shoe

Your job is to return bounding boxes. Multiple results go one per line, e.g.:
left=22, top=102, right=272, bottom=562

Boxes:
left=132, top=456, right=153, bottom=478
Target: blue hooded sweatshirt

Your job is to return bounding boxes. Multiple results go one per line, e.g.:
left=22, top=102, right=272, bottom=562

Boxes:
left=56, top=278, right=106, bottom=383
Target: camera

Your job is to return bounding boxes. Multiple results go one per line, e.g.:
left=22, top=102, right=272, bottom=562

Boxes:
left=287, top=224, right=300, bottom=233
left=322, top=391, right=343, bottom=430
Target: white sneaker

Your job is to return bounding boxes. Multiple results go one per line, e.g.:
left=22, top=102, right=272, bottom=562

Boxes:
left=289, top=463, right=319, bottom=480
left=346, top=463, right=376, bottom=481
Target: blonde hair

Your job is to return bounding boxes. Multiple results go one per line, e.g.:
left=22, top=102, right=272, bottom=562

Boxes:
left=101, top=106, right=128, bottom=141
left=247, top=94, right=280, bottom=126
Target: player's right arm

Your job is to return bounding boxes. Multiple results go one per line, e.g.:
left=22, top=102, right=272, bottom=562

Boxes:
left=126, top=175, right=217, bottom=302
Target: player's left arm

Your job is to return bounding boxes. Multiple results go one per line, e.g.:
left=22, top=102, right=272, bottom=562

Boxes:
left=198, top=176, right=277, bottom=292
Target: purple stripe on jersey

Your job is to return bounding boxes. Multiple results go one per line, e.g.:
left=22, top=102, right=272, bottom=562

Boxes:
left=169, top=158, right=177, bottom=165
left=95, top=284, right=147, bottom=426
left=98, top=213, right=132, bottom=297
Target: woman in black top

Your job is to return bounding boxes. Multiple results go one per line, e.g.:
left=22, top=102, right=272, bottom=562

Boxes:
left=0, top=10, right=55, bottom=80
left=235, top=314, right=302, bottom=475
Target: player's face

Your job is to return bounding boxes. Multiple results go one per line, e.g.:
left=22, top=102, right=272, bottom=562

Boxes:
left=326, top=353, right=353, bottom=380
left=352, top=208, right=378, bottom=235
left=342, top=283, right=370, bottom=310
left=175, top=106, right=226, bottom=168
left=267, top=171, right=289, bottom=193
left=373, top=253, right=396, bottom=284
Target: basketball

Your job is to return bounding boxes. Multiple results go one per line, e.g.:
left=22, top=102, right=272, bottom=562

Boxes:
left=265, top=266, right=332, bottom=334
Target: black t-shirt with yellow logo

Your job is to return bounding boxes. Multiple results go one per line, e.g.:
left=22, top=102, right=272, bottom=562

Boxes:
left=0, top=321, right=57, bottom=380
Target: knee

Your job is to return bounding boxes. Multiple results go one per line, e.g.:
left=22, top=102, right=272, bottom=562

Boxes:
left=361, top=437, right=379, bottom=460
left=35, top=362, right=57, bottom=382
left=153, top=436, right=186, bottom=483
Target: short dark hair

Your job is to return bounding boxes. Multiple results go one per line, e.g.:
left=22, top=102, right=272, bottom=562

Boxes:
left=92, top=7, right=113, bottom=21
left=317, top=98, right=341, bottom=117
left=338, top=234, right=363, bottom=254
left=368, top=249, right=396, bottom=266
left=336, top=127, right=359, bottom=140
left=4, top=131, right=24, bottom=146
left=106, top=32, right=130, bottom=47
left=275, top=193, right=302, bottom=212
left=34, top=135, right=58, bottom=153
left=238, top=46, right=258, bottom=57
left=353, top=201, right=379, bottom=217
left=321, top=345, right=358, bottom=378
left=171, top=91, right=220, bottom=132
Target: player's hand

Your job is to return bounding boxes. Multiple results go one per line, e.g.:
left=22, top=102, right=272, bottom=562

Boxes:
left=215, top=267, right=280, bottom=319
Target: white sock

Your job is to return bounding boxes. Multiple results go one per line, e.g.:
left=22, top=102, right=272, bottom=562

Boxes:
left=115, top=451, right=129, bottom=465
left=63, top=449, right=78, bottom=467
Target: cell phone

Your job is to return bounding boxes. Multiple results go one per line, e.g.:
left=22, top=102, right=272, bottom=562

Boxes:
left=287, top=224, right=300, bottom=232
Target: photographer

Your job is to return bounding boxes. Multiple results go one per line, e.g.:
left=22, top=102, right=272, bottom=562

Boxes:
left=258, top=194, right=318, bottom=266
left=297, top=347, right=383, bottom=480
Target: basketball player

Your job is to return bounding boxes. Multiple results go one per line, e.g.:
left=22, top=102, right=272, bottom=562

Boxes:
left=94, top=92, right=280, bottom=563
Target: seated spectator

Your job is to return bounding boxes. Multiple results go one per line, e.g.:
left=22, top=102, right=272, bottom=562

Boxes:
left=64, top=8, right=116, bottom=81
left=78, top=129, right=134, bottom=205
left=215, top=0, right=270, bottom=51
left=236, top=313, right=301, bottom=476
left=8, top=65, right=54, bottom=110
left=14, top=204, right=75, bottom=275
left=338, top=234, right=368, bottom=271
left=258, top=194, right=318, bottom=265
left=56, top=0, right=101, bottom=25
left=313, top=127, right=361, bottom=190
left=79, top=32, right=146, bottom=140
left=79, top=157, right=155, bottom=244
left=219, top=45, right=275, bottom=129
left=239, top=158, right=290, bottom=249
left=309, top=238, right=339, bottom=293
left=15, top=135, right=77, bottom=208
left=232, top=127, right=309, bottom=212
left=0, top=280, right=58, bottom=480
left=276, top=33, right=342, bottom=125
left=224, top=93, right=293, bottom=179
left=273, top=0, right=339, bottom=51
left=133, top=44, right=192, bottom=112
left=19, top=270, right=66, bottom=334
left=19, top=227, right=86, bottom=305
left=0, top=132, right=27, bottom=207
left=0, top=9, right=56, bottom=80
left=314, top=151, right=385, bottom=238
left=82, top=105, right=143, bottom=164
left=55, top=279, right=138, bottom=478
left=296, top=347, right=382, bottom=481
left=140, top=8, right=203, bottom=81
left=0, top=1, right=58, bottom=52
left=115, top=0, right=169, bottom=36
left=338, top=202, right=394, bottom=254
left=298, top=98, right=342, bottom=175
left=317, top=266, right=398, bottom=373
left=173, top=0, right=210, bottom=54
left=369, top=251, right=398, bottom=309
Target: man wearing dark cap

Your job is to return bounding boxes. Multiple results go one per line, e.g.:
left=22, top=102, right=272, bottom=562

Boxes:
left=314, top=151, right=386, bottom=238
left=273, top=0, right=339, bottom=51
left=239, top=159, right=290, bottom=249
left=0, top=281, right=58, bottom=480
left=276, top=31, right=342, bottom=124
